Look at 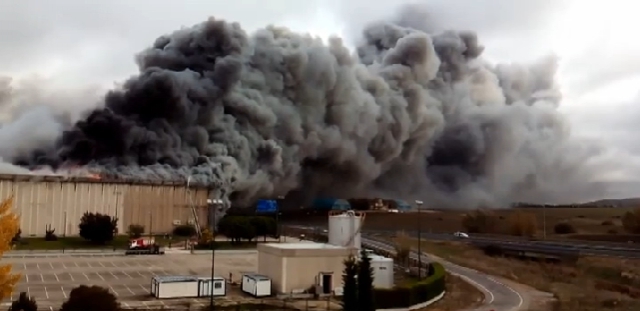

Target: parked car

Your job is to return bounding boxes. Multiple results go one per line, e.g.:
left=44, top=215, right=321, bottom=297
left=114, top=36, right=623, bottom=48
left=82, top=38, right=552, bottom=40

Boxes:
left=453, top=232, right=469, bottom=238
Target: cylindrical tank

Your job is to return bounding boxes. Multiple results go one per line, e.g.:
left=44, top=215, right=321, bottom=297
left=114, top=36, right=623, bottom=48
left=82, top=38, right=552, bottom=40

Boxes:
left=328, top=210, right=364, bottom=249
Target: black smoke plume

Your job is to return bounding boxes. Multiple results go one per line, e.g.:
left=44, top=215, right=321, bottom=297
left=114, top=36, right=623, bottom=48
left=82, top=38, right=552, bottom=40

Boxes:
left=4, top=9, right=608, bottom=209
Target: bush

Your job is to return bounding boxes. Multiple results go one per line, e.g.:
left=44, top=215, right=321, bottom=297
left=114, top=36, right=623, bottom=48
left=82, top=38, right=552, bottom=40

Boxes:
left=507, top=211, right=537, bottom=237
left=172, top=224, right=197, bottom=237
left=78, top=212, right=118, bottom=244
left=45, top=224, right=58, bottom=241
left=11, top=292, right=37, bottom=311
left=554, top=222, right=576, bottom=234
left=483, top=244, right=504, bottom=256
left=622, top=209, right=640, bottom=234
left=60, top=285, right=119, bottom=311
left=373, top=262, right=446, bottom=309
left=128, top=224, right=145, bottom=238
left=12, top=228, right=21, bottom=244
left=462, top=210, right=497, bottom=233
left=217, top=216, right=256, bottom=243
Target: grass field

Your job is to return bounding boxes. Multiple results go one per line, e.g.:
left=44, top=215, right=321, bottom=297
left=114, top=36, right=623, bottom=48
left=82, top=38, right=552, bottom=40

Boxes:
left=394, top=236, right=640, bottom=311
left=286, top=207, right=640, bottom=242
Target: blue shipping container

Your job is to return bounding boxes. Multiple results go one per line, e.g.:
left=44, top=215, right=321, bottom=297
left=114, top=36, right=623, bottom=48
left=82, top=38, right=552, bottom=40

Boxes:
left=256, top=200, right=278, bottom=213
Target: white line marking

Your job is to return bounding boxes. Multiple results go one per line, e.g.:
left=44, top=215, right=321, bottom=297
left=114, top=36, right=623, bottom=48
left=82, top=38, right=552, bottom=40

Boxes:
left=69, top=273, right=75, bottom=281
left=74, top=262, right=79, bottom=268
left=62, top=263, right=67, bottom=269
left=48, top=263, right=54, bottom=269
left=99, top=261, right=106, bottom=267
left=22, top=263, right=26, bottom=270
left=139, top=284, right=147, bottom=292
left=39, top=274, right=44, bottom=282
left=451, top=272, right=495, bottom=304
left=126, top=286, right=135, bottom=295
left=61, top=286, right=67, bottom=299
left=97, top=272, right=105, bottom=281
left=25, top=274, right=29, bottom=282
left=82, top=272, right=89, bottom=280
left=36, top=263, right=40, bottom=270
left=487, top=276, right=524, bottom=310
left=27, top=287, right=30, bottom=297
left=110, top=272, right=118, bottom=280
left=54, top=273, right=59, bottom=282
left=44, top=286, right=49, bottom=299
left=122, top=272, right=133, bottom=279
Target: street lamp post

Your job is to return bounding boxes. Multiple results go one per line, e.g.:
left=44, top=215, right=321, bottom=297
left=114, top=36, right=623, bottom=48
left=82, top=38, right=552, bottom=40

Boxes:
left=415, top=200, right=423, bottom=279
left=277, top=196, right=284, bottom=242
left=207, top=198, right=224, bottom=310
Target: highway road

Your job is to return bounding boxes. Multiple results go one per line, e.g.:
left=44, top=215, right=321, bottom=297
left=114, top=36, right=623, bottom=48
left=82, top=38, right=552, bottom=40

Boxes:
left=287, top=224, right=640, bottom=258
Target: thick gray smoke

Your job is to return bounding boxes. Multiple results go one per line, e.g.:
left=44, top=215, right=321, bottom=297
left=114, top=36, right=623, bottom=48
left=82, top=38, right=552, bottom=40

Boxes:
left=3, top=8, right=609, bottom=210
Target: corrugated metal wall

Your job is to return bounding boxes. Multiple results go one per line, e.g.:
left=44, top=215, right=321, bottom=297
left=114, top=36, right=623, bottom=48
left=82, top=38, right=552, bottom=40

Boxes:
left=0, top=179, right=211, bottom=236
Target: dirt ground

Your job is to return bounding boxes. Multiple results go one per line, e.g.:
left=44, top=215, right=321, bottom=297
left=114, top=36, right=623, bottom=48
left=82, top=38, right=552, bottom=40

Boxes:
left=393, top=238, right=640, bottom=311
left=425, top=273, right=484, bottom=311
left=286, top=207, right=639, bottom=242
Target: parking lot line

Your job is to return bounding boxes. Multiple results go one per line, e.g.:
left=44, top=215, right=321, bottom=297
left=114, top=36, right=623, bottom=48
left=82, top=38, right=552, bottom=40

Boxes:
left=25, top=274, right=29, bottom=282
left=54, top=273, right=59, bottom=282
left=73, top=262, right=79, bottom=268
left=139, top=284, right=147, bottom=292
left=69, top=273, right=75, bottom=281
left=22, top=263, right=26, bottom=270
left=44, top=286, right=49, bottom=299
left=39, top=274, right=44, bottom=282
left=122, top=272, right=133, bottom=279
left=109, top=285, right=119, bottom=296
left=82, top=273, right=89, bottom=280
left=109, top=272, right=118, bottom=280
left=61, top=286, right=67, bottom=299
left=99, top=262, right=106, bottom=267
left=49, top=263, right=54, bottom=269
left=97, top=273, right=105, bottom=281
left=36, top=263, right=40, bottom=270
left=62, top=263, right=67, bottom=269
left=126, top=286, right=135, bottom=295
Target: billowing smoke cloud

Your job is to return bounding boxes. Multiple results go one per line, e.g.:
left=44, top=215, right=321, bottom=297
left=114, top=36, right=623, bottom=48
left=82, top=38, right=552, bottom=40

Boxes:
left=3, top=7, right=611, bottom=210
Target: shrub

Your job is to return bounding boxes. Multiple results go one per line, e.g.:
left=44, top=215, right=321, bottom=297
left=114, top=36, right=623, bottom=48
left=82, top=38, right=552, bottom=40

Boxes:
left=10, top=292, right=37, bottom=311
left=60, top=285, right=119, bottom=311
left=462, top=210, right=498, bottom=233
left=341, top=255, right=358, bottom=311
left=622, top=209, right=640, bottom=234
left=45, top=224, right=58, bottom=241
left=11, top=228, right=21, bottom=244
left=78, top=212, right=118, bottom=244
left=128, top=224, right=145, bottom=238
left=554, top=222, right=576, bottom=234
left=373, top=262, right=446, bottom=309
left=506, top=211, right=537, bottom=237
left=172, top=224, right=197, bottom=237
left=483, top=244, right=504, bottom=256
left=601, top=220, right=614, bottom=226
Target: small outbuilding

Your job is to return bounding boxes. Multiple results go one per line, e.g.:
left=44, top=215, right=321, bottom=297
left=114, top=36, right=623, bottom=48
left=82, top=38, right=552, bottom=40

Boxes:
left=257, top=242, right=356, bottom=295
left=150, top=276, right=226, bottom=299
left=241, top=273, right=272, bottom=297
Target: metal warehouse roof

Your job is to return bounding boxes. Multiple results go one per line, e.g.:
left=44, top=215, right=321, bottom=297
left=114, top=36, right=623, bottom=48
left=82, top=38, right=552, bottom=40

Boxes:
left=243, top=273, right=270, bottom=281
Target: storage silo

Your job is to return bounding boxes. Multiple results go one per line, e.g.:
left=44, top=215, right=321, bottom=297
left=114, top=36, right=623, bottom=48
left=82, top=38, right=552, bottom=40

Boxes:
left=328, top=210, right=364, bottom=249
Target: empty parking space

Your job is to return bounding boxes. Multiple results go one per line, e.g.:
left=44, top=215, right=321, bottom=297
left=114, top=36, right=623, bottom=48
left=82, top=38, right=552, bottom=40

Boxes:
left=2, top=252, right=257, bottom=309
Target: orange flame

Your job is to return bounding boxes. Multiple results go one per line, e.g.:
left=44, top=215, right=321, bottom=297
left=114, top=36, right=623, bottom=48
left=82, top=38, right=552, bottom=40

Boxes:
left=86, top=173, right=102, bottom=180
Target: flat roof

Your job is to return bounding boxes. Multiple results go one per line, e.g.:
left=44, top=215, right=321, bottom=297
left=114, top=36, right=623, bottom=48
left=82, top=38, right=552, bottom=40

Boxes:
left=244, top=273, right=270, bottom=281
left=153, top=275, right=224, bottom=283
left=368, top=254, right=393, bottom=262
left=265, top=242, right=346, bottom=249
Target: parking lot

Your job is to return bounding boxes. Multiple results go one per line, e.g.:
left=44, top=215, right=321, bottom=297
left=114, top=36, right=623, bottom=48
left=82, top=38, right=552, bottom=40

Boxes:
left=2, top=252, right=257, bottom=309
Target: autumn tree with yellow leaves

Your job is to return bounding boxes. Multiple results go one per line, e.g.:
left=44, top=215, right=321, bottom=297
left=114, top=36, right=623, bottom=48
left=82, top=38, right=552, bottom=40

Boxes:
left=0, top=196, right=20, bottom=300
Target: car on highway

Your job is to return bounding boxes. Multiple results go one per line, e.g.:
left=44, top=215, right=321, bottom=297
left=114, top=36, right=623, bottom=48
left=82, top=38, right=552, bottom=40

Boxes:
left=453, top=231, right=469, bottom=238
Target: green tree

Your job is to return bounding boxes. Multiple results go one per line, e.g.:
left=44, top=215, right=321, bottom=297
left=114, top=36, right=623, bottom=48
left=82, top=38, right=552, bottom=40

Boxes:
left=127, top=224, right=145, bottom=238
left=250, top=216, right=277, bottom=242
left=172, top=224, right=197, bottom=237
left=10, top=292, right=37, bottom=311
left=357, top=249, right=375, bottom=311
left=341, top=255, right=358, bottom=311
left=60, top=285, right=119, bottom=311
left=78, top=212, right=118, bottom=244
left=218, top=216, right=255, bottom=243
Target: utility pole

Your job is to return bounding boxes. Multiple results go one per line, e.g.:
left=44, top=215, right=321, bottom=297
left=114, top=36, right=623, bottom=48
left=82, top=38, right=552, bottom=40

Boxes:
left=543, top=204, right=547, bottom=240
left=208, top=198, right=223, bottom=310
left=277, top=196, right=284, bottom=242
left=416, top=200, right=422, bottom=278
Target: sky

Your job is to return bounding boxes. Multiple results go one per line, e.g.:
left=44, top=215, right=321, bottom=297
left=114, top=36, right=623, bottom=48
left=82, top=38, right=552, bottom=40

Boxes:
left=1, top=0, right=639, bottom=185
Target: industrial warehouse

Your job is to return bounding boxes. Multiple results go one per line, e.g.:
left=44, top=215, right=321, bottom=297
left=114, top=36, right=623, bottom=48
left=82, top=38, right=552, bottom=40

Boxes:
left=0, top=174, right=213, bottom=236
